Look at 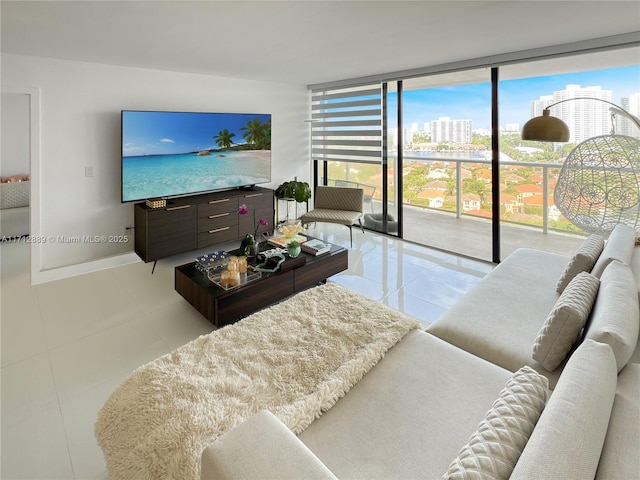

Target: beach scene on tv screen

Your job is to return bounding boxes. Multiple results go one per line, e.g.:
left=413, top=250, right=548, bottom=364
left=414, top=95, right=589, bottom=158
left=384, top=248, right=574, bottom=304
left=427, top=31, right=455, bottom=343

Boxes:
left=122, top=111, right=271, bottom=202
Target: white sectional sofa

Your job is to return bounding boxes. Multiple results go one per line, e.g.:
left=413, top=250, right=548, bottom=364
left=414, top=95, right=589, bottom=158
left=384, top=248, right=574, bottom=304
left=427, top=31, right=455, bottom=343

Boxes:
left=202, top=225, right=640, bottom=480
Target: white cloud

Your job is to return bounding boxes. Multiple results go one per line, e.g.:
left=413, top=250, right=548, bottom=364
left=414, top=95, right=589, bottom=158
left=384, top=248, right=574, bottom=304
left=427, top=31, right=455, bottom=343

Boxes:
left=160, top=138, right=175, bottom=143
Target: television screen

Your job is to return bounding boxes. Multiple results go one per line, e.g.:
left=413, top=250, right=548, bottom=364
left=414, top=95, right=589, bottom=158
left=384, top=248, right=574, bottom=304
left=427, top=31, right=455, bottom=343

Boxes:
left=121, top=110, right=271, bottom=203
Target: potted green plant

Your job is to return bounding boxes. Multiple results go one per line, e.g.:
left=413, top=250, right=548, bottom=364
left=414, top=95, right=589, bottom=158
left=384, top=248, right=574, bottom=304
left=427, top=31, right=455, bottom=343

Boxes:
left=275, top=178, right=311, bottom=203
left=287, top=240, right=301, bottom=258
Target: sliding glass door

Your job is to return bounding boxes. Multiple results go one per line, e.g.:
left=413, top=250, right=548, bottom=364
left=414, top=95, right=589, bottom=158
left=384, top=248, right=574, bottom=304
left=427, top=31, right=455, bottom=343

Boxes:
left=397, top=70, right=494, bottom=261
left=311, top=45, right=639, bottom=262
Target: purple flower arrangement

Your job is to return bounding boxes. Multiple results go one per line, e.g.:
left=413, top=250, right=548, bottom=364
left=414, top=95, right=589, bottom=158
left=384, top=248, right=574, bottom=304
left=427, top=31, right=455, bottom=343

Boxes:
left=239, top=204, right=268, bottom=239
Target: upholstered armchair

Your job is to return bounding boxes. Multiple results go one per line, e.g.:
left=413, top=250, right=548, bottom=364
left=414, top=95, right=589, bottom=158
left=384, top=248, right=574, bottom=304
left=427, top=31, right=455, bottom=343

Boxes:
left=334, top=180, right=376, bottom=212
left=300, top=186, right=364, bottom=246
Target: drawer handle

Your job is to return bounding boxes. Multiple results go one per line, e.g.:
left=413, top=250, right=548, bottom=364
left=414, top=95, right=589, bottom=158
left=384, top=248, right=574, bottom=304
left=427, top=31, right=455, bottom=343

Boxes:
left=166, top=205, right=191, bottom=211
left=209, top=198, right=230, bottom=204
left=244, top=193, right=263, bottom=198
left=208, top=226, right=230, bottom=234
left=208, top=213, right=230, bottom=219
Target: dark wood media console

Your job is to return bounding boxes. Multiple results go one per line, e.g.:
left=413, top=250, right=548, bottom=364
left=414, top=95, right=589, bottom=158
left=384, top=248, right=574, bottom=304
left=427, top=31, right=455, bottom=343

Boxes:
left=175, top=240, right=348, bottom=327
left=134, top=187, right=274, bottom=262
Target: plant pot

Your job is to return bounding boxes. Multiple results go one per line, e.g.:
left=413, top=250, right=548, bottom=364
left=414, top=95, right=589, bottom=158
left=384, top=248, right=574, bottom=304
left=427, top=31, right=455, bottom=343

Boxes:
left=248, top=243, right=260, bottom=257
left=275, top=180, right=311, bottom=203
left=240, top=234, right=255, bottom=256
left=287, top=244, right=301, bottom=258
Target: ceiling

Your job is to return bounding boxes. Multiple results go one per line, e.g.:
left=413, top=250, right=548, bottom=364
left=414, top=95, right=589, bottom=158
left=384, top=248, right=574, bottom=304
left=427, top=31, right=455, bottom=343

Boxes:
left=2, top=1, right=639, bottom=87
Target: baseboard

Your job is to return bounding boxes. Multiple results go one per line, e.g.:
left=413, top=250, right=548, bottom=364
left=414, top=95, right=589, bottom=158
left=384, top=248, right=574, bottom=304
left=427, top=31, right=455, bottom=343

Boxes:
left=31, top=252, right=141, bottom=285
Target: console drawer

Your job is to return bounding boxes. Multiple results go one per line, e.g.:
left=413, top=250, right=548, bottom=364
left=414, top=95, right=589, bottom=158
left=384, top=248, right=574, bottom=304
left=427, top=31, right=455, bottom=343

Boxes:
left=238, top=191, right=274, bottom=236
left=198, top=197, right=238, bottom=217
left=239, top=191, right=268, bottom=206
left=198, top=212, right=238, bottom=233
left=197, top=225, right=238, bottom=248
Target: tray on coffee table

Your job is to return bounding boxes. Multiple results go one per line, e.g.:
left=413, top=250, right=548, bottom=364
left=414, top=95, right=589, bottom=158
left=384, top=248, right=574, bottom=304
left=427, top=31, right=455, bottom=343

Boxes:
left=207, top=268, right=262, bottom=291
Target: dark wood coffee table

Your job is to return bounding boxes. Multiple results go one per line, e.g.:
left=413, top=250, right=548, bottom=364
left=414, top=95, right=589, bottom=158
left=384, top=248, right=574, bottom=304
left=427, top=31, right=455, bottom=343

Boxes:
left=175, top=238, right=348, bottom=327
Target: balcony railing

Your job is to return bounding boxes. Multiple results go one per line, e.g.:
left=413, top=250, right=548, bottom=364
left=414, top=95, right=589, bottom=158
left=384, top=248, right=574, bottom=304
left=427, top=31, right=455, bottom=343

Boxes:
left=317, top=153, right=587, bottom=237
left=401, top=154, right=566, bottom=234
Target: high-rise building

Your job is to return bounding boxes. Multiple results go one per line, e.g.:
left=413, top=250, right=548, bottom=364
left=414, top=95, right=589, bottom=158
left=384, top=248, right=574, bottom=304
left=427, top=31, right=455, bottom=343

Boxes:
left=620, top=93, right=640, bottom=137
left=530, top=85, right=613, bottom=143
left=430, top=116, right=472, bottom=144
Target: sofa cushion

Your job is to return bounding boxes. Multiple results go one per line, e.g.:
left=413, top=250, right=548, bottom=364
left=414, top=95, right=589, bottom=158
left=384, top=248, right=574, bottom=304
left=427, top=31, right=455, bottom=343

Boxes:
left=201, top=410, right=337, bottom=480
left=595, top=363, right=640, bottom=480
left=532, top=272, right=600, bottom=371
left=591, top=224, right=636, bottom=278
left=555, top=234, right=604, bottom=293
left=442, top=366, right=549, bottom=480
left=299, top=330, right=513, bottom=480
left=426, top=248, right=569, bottom=386
left=584, top=261, right=640, bottom=372
left=510, top=340, right=617, bottom=480
left=630, top=246, right=640, bottom=302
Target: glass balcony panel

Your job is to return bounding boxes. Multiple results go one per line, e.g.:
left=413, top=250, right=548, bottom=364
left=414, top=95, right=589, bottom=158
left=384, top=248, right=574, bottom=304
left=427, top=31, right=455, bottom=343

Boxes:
left=399, top=70, right=494, bottom=261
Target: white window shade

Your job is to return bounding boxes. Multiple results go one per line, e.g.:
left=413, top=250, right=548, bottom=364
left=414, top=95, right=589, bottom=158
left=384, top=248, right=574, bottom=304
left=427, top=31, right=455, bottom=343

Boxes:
left=311, top=84, right=382, bottom=164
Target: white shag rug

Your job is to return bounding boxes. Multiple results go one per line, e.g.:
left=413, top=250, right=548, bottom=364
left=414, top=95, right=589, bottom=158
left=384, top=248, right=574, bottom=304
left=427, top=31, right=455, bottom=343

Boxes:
left=95, top=282, right=420, bottom=480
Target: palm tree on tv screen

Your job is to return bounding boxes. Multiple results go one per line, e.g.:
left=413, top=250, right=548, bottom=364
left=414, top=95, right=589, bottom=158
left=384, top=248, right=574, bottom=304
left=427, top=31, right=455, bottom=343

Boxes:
left=241, top=118, right=271, bottom=150
left=213, top=129, right=236, bottom=150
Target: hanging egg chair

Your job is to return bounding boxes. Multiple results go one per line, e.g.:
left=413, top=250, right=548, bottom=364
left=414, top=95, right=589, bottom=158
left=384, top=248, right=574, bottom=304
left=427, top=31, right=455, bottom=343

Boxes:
left=554, top=134, right=640, bottom=235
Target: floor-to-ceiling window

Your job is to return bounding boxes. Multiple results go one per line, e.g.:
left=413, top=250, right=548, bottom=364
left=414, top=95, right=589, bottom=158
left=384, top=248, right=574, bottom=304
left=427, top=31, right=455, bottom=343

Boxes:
left=310, top=42, right=640, bottom=262
left=498, top=47, right=640, bottom=259
left=395, top=69, right=493, bottom=261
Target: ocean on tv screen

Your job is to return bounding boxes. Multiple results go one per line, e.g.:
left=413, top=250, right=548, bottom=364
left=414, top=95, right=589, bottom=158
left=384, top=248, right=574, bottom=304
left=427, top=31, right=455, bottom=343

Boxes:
left=122, top=150, right=270, bottom=202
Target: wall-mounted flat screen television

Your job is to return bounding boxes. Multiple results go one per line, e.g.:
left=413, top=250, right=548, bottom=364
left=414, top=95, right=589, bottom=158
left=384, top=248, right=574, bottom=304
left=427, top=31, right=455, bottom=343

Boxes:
left=121, top=110, right=271, bottom=203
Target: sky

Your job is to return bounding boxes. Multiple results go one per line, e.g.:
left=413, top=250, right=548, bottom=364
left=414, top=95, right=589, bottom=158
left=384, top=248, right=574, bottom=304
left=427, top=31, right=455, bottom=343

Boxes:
left=397, top=65, right=640, bottom=131
left=122, top=111, right=271, bottom=157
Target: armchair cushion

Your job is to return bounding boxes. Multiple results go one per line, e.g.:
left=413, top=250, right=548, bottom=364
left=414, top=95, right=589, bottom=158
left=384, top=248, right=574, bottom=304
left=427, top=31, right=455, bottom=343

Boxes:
left=300, top=208, right=363, bottom=226
left=300, top=186, right=364, bottom=237
left=312, top=185, right=364, bottom=212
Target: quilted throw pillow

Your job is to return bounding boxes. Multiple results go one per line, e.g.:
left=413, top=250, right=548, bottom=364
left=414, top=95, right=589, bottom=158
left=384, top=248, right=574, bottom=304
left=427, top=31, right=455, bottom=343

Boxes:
left=555, top=234, right=604, bottom=293
left=442, top=366, right=549, bottom=480
left=533, top=272, right=600, bottom=372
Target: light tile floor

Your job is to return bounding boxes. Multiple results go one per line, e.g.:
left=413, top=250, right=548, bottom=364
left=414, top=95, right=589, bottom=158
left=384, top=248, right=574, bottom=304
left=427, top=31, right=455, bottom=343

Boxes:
left=0, top=223, right=493, bottom=479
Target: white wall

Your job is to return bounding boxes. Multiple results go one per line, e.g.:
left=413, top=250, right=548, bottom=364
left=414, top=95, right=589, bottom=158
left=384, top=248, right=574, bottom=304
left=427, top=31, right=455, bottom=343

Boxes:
left=2, top=54, right=310, bottom=281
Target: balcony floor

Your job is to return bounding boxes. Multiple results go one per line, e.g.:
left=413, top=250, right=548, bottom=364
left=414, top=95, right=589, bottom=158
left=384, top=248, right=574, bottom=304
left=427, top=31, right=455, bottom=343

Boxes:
left=387, top=205, right=584, bottom=261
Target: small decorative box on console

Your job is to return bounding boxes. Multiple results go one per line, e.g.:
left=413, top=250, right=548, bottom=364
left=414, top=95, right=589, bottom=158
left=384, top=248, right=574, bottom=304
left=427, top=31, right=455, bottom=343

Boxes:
left=145, top=198, right=166, bottom=209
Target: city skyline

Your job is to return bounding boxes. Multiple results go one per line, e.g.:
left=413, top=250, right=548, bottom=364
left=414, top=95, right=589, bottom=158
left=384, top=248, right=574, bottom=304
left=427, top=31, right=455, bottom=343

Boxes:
left=396, top=65, right=640, bottom=132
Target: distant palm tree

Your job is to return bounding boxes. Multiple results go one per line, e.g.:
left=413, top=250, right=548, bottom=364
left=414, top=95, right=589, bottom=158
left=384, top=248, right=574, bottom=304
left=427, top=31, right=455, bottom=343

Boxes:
left=213, top=129, right=235, bottom=149
left=241, top=118, right=271, bottom=150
